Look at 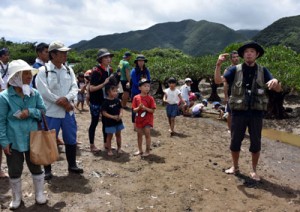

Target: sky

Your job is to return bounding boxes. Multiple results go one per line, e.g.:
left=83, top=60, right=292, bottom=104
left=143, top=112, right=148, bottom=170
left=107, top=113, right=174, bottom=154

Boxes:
left=1, top=0, right=300, bottom=47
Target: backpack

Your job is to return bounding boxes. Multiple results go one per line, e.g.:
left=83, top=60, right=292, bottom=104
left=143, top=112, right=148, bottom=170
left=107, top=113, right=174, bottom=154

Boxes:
left=92, top=65, right=120, bottom=86
left=0, top=62, right=8, bottom=78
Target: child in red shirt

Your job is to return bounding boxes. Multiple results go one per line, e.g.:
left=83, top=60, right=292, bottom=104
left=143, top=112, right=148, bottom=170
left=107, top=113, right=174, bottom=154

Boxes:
left=132, top=79, right=156, bottom=157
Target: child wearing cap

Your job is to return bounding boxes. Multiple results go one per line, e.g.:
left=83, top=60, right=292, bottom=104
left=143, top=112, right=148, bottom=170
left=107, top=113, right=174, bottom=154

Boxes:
left=132, top=79, right=156, bottom=157
left=163, top=77, right=185, bottom=136
left=180, top=78, right=193, bottom=115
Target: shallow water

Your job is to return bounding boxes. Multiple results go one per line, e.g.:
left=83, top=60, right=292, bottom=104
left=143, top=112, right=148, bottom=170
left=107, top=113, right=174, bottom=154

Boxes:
left=262, top=128, right=300, bottom=147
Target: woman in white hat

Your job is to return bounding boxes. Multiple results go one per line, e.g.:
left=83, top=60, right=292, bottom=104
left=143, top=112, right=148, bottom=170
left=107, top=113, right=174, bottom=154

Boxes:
left=0, top=59, right=47, bottom=209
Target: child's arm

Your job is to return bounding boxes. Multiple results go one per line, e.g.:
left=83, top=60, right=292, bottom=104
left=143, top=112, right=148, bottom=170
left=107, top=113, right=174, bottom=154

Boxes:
left=80, top=84, right=87, bottom=93
left=178, top=93, right=186, bottom=106
left=102, top=110, right=119, bottom=121
left=133, top=104, right=143, bottom=113
left=118, top=101, right=123, bottom=120
left=163, top=93, right=168, bottom=103
left=118, top=108, right=123, bottom=119
left=141, top=104, right=155, bottom=113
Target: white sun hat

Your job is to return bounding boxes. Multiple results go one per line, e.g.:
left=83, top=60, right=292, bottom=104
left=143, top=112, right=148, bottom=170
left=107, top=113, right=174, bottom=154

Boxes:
left=7, top=59, right=38, bottom=82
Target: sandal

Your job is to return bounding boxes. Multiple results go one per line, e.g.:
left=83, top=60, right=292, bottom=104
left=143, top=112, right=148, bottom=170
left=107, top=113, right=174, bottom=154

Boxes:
left=107, top=151, right=113, bottom=156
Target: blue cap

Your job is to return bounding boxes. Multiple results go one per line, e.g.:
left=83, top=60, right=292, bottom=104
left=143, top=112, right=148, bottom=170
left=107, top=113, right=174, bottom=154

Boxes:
left=0, top=48, right=9, bottom=57
left=123, top=51, right=131, bottom=58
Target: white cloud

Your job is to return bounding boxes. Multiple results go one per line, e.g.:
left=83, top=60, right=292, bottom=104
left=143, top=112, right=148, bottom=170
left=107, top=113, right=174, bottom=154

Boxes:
left=0, top=0, right=299, bottom=46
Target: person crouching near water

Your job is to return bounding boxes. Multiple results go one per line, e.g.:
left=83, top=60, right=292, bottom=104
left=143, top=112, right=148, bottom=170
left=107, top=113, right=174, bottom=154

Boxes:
left=0, top=60, right=47, bottom=209
left=132, top=79, right=156, bottom=157
left=163, top=77, right=185, bottom=136
left=101, top=83, right=124, bottom=156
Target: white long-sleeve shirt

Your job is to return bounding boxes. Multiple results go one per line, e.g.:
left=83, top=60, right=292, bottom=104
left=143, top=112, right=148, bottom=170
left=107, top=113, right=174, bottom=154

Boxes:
left=0, top=61, right=9, bottom=90
left=36, top=61, right=78, bottom=118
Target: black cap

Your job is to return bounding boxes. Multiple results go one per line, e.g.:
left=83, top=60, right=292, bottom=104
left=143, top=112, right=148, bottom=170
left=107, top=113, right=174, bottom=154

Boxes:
left=237, top=41, right=264, bottom=58
left=138, top=78, right=150, bottom=86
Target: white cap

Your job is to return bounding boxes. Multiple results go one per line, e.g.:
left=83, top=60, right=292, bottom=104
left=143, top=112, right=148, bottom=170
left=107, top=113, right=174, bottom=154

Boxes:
left=48, top=41, right=71, bottom=52
left=185, top=78, right=192, bottom=82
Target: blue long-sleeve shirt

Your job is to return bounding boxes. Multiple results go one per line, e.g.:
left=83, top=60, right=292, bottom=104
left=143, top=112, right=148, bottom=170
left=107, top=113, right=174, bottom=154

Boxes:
left=0, top=86, right=46, bottom=152
left=130, top=67, right=151, bottom=98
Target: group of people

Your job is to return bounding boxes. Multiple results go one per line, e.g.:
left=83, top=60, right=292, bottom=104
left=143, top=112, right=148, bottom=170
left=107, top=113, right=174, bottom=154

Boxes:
left=0, top=40, right=282, bottom=209
left=0, top=41, right=156, bottom=209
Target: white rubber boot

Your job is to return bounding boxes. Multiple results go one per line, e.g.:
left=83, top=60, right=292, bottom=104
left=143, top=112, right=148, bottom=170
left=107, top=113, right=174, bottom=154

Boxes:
left=32, top=174, right=47, bottom=204
left=9, top=178, right=22, bottom=209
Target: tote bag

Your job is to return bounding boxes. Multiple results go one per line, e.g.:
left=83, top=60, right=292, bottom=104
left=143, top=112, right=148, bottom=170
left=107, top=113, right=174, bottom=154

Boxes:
left=30, top=113, right=59, bottom=165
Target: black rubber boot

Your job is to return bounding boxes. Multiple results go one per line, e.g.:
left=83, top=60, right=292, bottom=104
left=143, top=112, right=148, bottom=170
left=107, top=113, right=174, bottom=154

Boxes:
left=65, top=144, right=83, bottom=174
left=44, top=165, right=53, bottom=180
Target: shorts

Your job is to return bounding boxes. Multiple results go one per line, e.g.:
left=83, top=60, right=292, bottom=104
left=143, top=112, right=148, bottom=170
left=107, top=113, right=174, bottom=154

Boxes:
left=105, top=123, right=125, bottom=134
left=77, top=93, right=86, bottom=103
left=121, top=80, right=130, bottom=92
left=166, top=104, right=179, bottom=117
left=192, top=109, right=202, bottom=117
left=136, top=125, right=152, bottom=129
left=230, top=115, right=262, bottom=153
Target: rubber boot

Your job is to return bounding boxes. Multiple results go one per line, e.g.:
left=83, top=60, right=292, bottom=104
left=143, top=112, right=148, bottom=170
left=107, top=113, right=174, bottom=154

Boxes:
left=32, top=174, right=47, bottom=204
left=44, top=165, right=53, bottom=181
left=9, top=178, right=22, bottom=210
left=65, top=144, right=83, bottom=174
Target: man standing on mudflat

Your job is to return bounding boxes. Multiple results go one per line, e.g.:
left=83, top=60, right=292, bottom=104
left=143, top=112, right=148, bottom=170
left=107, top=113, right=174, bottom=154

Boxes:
left=215, top=41, right=282, bottom=181
left=36, top=41, right=83, bottom=180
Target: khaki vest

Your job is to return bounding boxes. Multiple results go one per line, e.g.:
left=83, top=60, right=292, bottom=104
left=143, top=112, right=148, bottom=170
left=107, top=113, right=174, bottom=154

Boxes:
left=229, top=64, right=269, bottom=111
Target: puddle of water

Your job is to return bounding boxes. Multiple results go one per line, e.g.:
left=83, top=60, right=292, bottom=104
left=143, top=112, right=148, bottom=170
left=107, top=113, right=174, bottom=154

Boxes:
left=262, top=129, right=300, bottom=147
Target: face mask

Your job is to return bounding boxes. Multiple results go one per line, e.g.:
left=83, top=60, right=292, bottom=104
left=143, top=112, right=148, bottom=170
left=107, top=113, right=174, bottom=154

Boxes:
left=22, top=84, right=31, bottom=97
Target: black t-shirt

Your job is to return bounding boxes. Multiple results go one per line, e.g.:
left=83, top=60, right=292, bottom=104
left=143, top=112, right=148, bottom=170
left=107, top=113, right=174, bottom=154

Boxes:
left=89, top=66, right=110, bottom=105
left=101, top=98, right=123, bottom=127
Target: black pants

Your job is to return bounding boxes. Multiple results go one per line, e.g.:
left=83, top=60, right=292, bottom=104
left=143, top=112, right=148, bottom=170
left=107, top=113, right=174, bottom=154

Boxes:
left=230, top=115, right=263, bottom=153
left=88, top=104, right=106, bottom=145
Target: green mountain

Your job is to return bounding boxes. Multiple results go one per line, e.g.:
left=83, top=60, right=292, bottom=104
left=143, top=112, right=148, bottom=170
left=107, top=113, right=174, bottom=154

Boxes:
left=236, top=29, right=260, bottom=40
left=70, top=20, right=251, bottom=56
left=253, top=15, right=300, bottom=52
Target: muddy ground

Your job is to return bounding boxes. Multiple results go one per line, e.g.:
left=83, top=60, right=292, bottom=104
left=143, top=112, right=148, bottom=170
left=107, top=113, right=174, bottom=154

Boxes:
left=0, top=97, right=300, bottom=212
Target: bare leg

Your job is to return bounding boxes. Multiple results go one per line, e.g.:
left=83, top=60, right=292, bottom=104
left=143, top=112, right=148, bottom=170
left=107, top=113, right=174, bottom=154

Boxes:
left=115, top=131, right=122, bottom=153
left=135, top=128, right=143, bottom=154
left=250, top=151, right=261, bottom=181
left=106, top=133, right=113, bottom=156
left=227, top=113, right=231, bottom=132
left=121, top=91, right=129, bottom=108
left=143, top=128, right=151, bottom=156
left=167, top=117, right=171, bottom=131
left=170, top=117, right=175, bottom=132
left=225, top=151, right=240, bottom=174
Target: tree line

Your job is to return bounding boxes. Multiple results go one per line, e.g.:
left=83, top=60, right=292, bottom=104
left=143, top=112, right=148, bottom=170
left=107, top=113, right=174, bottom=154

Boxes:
left=1, top=37, right=299, bottom=118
